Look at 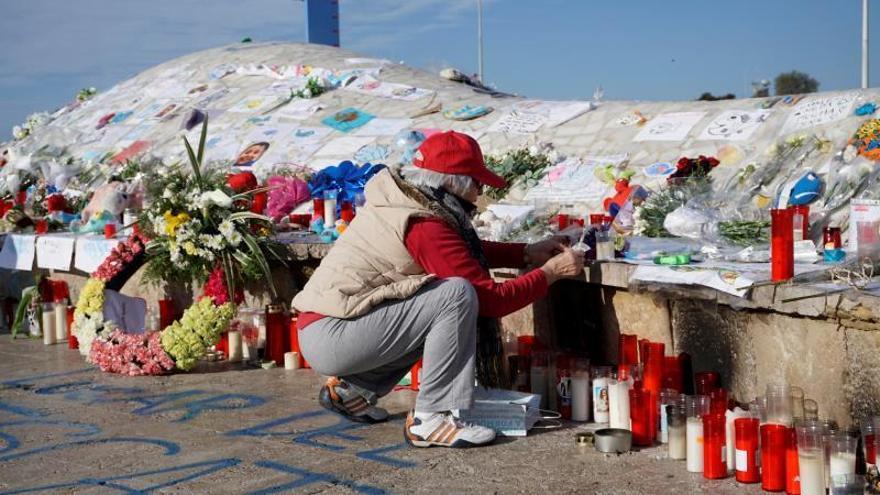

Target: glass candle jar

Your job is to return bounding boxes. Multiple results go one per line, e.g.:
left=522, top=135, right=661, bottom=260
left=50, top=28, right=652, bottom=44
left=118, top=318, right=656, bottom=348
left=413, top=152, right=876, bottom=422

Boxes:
left=629, top=388, right=653, bottom=447
left=659, top=389, right=680, bottom=444
left=703, top=412, right=728, bottom=479
left=790, top=204, right=810, bottom=241
left=790, top=386, right=805, bottom=421
left=766, top=382, right=793, bottom=427
left=709, top=388, right=728, bottom=415
left=592, top=366, right=612, bottom=424
left=530, top=351, right=549, bottom=410
left=797, top=422, right=827, bottom=495
left=663, top=356, right=684, bottom=393
left=803, top=399, right=819, bottom=420
left=619, top=333, right=638, bottom=365
left=785, top=426, right=800, bottom=495
left=827, top=433, right=857, bottom=485
left=323, top=190, right=339, bottom=226
left=570, top=358, right=591, bottom=422
left=265, top=304, right=288, bottom=366
left=686, top=395, right=711, bottom=473
left=862, top=417, right=877, bottom=467
left=735, top=417, right=761, bottom=483
left=771, top=208, right=795, bottom=282
left=694, top=371, right=720, bottom=395
left=762, top=423, right=789, bottom=492
left=668, top=405, right=688, bottom=460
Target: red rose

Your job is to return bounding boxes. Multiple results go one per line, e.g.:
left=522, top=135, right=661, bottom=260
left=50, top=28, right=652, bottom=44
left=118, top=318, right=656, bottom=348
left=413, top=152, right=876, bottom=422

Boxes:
left=707, top=157, right=720, bottom=167
left=227, top=171, right=258, bottom=192
left=46, top=194, right=66, bottom=212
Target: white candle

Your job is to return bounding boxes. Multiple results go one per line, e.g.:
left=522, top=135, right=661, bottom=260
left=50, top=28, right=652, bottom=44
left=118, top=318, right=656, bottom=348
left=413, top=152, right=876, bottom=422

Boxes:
left=41, top=305, right=55, bottom=345
left=254, top=313, right=267, bottom=351
left=608, top=378, right=631, bottom=430
left=686, top=417, right=704, bottom=472
left=571, top=374, right=591, bottom=422
left=669, top=423, right=687, bottom=460
left=324, top=197, right=337, bottom=226
left=725, top=408, right=748, bottom=473
left=828, top=451, right=856, bottom=478
left=530, top=366, right=548, bottom=410
left=242, top=341, right=253, bottom=361
left=227, top=330, right=242, bottom=362
left=798, top=450, right=826, bottom=495
left=592, top=377, right=610, bottom=424
left=284, top=351, right=300, bottom=370
left=54, top=303, right=67, bottom=342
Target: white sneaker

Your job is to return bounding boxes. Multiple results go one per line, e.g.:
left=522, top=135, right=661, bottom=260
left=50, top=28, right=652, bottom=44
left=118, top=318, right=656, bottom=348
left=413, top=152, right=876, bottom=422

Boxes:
left=404, top=411, right=496, bottom=448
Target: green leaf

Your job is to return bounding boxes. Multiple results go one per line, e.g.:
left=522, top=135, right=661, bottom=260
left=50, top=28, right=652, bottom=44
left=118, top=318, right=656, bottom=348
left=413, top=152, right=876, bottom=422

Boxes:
left=197, top=114, right=208, bottom=166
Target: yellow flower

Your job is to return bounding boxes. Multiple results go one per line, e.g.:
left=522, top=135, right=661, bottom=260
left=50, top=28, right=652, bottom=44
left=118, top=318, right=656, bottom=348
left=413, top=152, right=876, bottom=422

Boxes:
left=183, top=241, right=198, bottom=256
left=163, top=211, right=191, bottom=238
left=74, top=279, right=106, bottom=319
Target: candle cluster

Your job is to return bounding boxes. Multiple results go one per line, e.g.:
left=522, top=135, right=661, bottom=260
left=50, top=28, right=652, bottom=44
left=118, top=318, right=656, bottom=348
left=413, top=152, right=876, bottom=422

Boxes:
left=511, top=333, right=879, bottom=492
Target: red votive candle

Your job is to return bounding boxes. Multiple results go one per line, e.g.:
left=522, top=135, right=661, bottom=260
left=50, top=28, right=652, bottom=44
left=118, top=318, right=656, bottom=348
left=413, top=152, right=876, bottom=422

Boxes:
left=771, top=208, right=795, bottom=282
left=158, top=299, right=175, bottom=330
left=589, top=213, right=604, bottom=228
left=709, top=388, right=728, bottom=414
left=629, top=387, right=653, bottom=447
left=703, top=412, right=728, bottom=479
left=735, top=417, right=760, bottom=484
left=216, top=331, right=229, bottom=356
left=265, top=304, right=288, bottom=366
left=340, top=201, right=355, bottom=223
left=104, top=223, right=117, bottom=239
left=761, top=423, right=789, bottom=492
left=619, top=334, right=638, bottom=365
left=785, top=427, right=800, bottom=495
left=663, top=356, right=684, bottom=393
left=557, top=213, right=570, bottom=230
left=410, top=359, right=422, bottom=391
left=35, top=218, right=49, bottom=234
left=312, top=198, right=325, bottom=220
left=866, top=433, right=877, bottom=466
left=694, top=371, right=720, bottom=395
left=288, top=314, right=309, bottom=369
left=790, top=205, right=809, bottom=241
left=642, top=342, right=665, bottom=439
left=66, top=306, right=78, bottom=350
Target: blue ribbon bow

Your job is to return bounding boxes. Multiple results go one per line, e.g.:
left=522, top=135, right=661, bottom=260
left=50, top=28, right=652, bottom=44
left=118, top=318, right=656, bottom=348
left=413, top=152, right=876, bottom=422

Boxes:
left=308, top=161, right=386, bottom=204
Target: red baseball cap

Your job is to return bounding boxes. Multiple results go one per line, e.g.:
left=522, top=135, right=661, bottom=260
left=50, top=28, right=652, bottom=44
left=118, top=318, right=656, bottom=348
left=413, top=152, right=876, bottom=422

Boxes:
left=412, top=131, right=506, bottom=188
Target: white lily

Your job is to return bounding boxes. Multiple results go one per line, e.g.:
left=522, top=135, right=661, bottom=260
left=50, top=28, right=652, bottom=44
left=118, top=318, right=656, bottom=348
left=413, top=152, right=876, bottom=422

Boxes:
left=198, top=189, right=232, bottom=209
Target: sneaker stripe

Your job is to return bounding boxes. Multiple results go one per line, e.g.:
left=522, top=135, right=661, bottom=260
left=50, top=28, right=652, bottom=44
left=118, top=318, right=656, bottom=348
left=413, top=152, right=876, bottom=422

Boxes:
left=347, top=402, right=369, bottom=414
left=343, top=397, right=365, bottom=408
left=441, top=425, right=460, bottom=444
left=429, top=423, right=454, bottom=443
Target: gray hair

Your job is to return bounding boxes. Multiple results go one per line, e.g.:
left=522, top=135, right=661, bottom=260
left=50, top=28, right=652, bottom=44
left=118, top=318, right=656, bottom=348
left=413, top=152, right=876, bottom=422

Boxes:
left=400, top=165, right=475, bottom=198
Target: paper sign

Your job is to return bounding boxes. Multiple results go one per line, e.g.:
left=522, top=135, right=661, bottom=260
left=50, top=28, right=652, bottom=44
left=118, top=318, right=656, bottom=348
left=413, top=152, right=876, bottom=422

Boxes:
left=633, top=112, right=706, bottom=142
left=697, top=110, right=771, bottom=141
left=0, top=234, right=36, bottom=270
left=782, top=94, right=857, bottom=133
left=353, top=118, right=412, bottom=136
left=36, top=235, right=76, bottom=271
left=523, top=155, right=627, bottom=204
left=322, top=108, right=375, bottom=133
left=314, top=137, right=375, bottom=157
left=512, top=100, right=593, bottom=127
left=488, top=111, right=548, bottom=135
left=74, top=236, right=119, bottom=273
left=274, top=99, right=324, bottom=120
left=344, top=76, right=433, bottom=101
left=849, top=199, right=880, bottom=254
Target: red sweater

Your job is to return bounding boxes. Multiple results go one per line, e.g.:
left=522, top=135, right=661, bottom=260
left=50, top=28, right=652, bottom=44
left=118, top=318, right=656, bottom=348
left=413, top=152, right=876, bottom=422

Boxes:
left=298, top=217, right=549, bottom=328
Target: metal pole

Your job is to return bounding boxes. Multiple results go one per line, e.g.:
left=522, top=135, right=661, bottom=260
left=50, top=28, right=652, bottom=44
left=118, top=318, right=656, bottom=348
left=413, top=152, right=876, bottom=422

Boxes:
left=863, top=0, right=870, bottom=88
left=477, top=0, right=484, bottom=83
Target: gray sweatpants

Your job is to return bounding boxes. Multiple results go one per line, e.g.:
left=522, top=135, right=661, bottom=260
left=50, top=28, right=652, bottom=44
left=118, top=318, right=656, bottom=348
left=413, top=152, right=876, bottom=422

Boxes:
left=298, top=278, right=478, bottom=412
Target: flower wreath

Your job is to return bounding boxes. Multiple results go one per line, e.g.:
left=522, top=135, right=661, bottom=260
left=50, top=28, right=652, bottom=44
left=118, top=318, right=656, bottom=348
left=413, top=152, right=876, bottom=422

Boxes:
left=72, top=232, right=235, bottom=375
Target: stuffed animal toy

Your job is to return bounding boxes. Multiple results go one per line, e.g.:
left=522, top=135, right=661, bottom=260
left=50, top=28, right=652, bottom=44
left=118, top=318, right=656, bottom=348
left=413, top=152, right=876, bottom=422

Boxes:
left=71, top=182, right=129, bottom=233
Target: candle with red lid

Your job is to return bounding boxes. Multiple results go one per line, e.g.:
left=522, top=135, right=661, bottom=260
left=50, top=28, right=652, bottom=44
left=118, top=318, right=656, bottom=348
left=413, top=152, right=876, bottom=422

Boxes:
left=735, top=417, right=760, bottom=483
left=771, top=208, right=795, bottom=282
left=761, top=423, right=789, bottom=492
left=629, top=387, right=653, bottom=446
left=703, top=412, right=728, bottom=479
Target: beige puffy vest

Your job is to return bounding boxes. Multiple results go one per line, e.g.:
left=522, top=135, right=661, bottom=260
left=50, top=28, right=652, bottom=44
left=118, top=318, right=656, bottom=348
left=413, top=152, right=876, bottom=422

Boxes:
left=291, top=169, right=438, bottom=318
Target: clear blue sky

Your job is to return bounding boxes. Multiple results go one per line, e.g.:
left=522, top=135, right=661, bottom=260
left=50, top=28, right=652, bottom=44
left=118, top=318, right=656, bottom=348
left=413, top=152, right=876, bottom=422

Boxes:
left=0, top=0, right=871, bottom=139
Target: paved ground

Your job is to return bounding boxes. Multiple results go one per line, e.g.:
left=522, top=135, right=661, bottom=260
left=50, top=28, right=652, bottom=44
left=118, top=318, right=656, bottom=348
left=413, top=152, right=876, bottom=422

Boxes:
left=0, top=337, right=764, bottom=494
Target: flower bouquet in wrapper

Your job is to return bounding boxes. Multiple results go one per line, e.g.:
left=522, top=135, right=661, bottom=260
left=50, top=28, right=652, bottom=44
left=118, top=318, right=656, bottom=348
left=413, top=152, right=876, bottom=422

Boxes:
left=633, top=156, right=719, bottom=238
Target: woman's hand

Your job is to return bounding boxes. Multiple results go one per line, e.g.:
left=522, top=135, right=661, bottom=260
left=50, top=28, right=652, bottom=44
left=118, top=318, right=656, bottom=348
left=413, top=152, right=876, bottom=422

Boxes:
left=540, top=247, right=585, bottom=285
left=525, top=236, right=570, bottom=266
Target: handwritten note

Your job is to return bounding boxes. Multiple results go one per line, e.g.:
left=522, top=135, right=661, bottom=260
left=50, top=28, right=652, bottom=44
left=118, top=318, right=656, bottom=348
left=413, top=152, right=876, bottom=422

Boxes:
left=633, top=112, right=705, bottom=142
left=523, top=155, right=627, bottom=204
left=488, top=111, right=549, bottom=135
left=0, top=234, right=36, bottom=270
left=74, top=236, right=119, bottom=273
left=782, top=94, right=857, bottom=133
left=36, top=235, right=76, bottom=271
left=697, top=110, right=771, bottom=141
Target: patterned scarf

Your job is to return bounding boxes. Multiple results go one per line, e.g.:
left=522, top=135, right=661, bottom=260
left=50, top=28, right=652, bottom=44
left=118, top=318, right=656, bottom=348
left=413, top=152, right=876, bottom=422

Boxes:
left=415, top=185, right=508, bottom=389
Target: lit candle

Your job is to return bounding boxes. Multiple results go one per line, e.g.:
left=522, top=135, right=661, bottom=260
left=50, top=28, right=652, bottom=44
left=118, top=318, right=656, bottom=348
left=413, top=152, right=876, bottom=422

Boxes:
left=227, top=330, right=242, bottom=362
left=608, top=377, right=632, bottom=430
left=53, top=301, right=67, bottom=342
left=284, top=351, right=300, bottom=370
left=41, top=303, right=56, bottom=345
